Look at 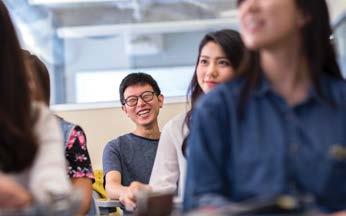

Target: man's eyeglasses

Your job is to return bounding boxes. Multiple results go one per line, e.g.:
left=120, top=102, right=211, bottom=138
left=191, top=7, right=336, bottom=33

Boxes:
left=123, top=91, right=158, bottom=107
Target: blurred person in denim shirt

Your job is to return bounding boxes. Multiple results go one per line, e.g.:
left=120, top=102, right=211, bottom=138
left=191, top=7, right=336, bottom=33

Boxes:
left=184, top=0, right=346, bottom=214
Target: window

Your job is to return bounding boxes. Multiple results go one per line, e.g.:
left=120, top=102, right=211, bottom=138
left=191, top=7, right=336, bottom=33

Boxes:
left=5, top=0, right=237, bottom=104
left=334, top=11, right=346, bottom=77
left=75, top=66, right=194, bottom=103
left=8, top=1, right=345, bottom=104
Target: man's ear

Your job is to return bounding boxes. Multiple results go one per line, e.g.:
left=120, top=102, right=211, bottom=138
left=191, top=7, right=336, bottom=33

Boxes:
left=157, top=95, right=164, bottom=108
left=121, top=105, right=128, bottom=115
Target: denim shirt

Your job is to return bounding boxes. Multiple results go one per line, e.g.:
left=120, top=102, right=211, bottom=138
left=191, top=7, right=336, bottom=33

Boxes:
left=183, top=75, right=346, bottom=213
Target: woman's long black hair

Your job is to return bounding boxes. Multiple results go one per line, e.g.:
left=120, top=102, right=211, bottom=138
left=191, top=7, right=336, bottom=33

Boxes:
left=0, top=1, right=38, bottom=172
left=182, top=29, right=245, bottom=155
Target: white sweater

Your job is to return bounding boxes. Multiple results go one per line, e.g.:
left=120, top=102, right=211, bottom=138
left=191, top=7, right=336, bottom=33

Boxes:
left=10, top=103, right=71, bottom=203
left=149, top=113, right=188, bottom=200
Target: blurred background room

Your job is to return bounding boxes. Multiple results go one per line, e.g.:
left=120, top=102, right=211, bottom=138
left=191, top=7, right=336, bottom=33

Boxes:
left=4, top=0, right=346, bottom=169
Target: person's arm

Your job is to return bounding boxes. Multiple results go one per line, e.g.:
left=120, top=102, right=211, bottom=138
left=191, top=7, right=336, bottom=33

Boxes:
left=183, top=94, right=231, bottom=212
left=103, top=139, right=150, bottom=211
left=0, top=174, right=32, bottom=208
left=149, top=117, right=181, bottom=194
left=64, top=126, right=94, bottom=215
left=105, top=171, right=138, bottom=211
left=105, top=171, right=150, bottom=211
left=103, top=140, right=125, bottom=200
left=327, top=212, right=346, bottom=216
left=105, top=171, right=127, bottom=200
left=30, top=104, right=71, bottom=203
left=71, top=178, right=92, bottom=215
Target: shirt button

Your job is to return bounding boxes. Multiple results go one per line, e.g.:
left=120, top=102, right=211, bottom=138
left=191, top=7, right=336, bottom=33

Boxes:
left=290, top=143, right=299, bottom=154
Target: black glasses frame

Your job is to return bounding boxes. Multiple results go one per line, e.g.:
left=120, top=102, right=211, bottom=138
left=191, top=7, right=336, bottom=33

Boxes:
left=123, top=91, right=158, bottom=107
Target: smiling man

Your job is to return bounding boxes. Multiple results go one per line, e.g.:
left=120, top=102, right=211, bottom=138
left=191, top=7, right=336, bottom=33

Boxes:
left=103, top=72, right=164, bottom=213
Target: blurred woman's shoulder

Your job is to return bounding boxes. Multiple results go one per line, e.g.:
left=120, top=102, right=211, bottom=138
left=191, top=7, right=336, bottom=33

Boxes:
left=323, top=74, right=346, bottom=106
left=197, top=77, right=246, bottom=109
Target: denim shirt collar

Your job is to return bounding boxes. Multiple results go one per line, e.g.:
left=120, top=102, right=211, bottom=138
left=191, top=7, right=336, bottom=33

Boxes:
left=254, top=73, right=328, bottom=105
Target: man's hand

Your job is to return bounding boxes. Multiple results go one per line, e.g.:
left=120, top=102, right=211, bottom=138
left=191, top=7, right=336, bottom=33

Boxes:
left=0, top=175, right=32, bottom=208
left=319, top=211, right=346, bottom=216
left=326, top=211, right=346, bottom=216
left=119, top=181, right=151, bottom=211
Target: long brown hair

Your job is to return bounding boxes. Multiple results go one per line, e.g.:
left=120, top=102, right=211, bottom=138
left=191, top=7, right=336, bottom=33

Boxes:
left=0, top=2, right=38, bottom=172
left=182, top=29, right=245, bottom=155
left=237, top=0, right=343, bottom=119
left=23, top=50, right=51, bottom=105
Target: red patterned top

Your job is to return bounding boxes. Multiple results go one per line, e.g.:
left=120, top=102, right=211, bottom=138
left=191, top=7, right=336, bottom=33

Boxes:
left=65, top=126, right=94, bottom=180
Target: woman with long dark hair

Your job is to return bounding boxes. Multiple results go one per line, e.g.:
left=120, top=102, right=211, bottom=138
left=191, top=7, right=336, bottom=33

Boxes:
left=0, top=1, right=70, bottom=207
left=184, top=0, right=346, bottom=213
left=149, top=29, right=245, bottom=200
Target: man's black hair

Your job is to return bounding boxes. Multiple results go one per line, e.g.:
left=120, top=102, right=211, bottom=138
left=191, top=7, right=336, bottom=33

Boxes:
left=119, top=72, right=161, bottom=104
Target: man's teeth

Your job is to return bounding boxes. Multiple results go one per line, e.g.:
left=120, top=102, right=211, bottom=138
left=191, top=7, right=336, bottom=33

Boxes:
left=138, top=110, right=150, bottom=116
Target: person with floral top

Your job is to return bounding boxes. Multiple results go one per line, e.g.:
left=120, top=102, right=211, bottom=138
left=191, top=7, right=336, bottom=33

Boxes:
left=59, top=117, right=94, bottom=180
left=24, top=50, right=95, bottom=215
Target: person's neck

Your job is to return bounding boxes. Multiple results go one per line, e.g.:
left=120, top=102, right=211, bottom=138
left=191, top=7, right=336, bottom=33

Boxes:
left=261, top=36, right=311, bottom=106
left=133, top=122, right=160, bottom=140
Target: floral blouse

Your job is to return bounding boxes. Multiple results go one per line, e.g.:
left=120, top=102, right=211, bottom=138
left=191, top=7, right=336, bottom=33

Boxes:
left=65, top=126, right=94, bottom=180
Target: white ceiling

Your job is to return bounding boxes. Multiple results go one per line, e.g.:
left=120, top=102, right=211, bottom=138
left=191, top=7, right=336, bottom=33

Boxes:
left=327, top=0, right=346, bottom=20
left=10, top=0, right=346, bottom=30
left=48, top=0, right=237, bottom=27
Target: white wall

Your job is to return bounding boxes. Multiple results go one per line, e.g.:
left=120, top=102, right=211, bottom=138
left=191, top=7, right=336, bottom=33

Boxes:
left=327, top=0, right=346, bottom=20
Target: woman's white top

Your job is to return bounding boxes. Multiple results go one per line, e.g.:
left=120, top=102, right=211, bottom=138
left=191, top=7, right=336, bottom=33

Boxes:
left=10, top=103, right=71, bottom=203
left=149, top=112, right=188, bottom=200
